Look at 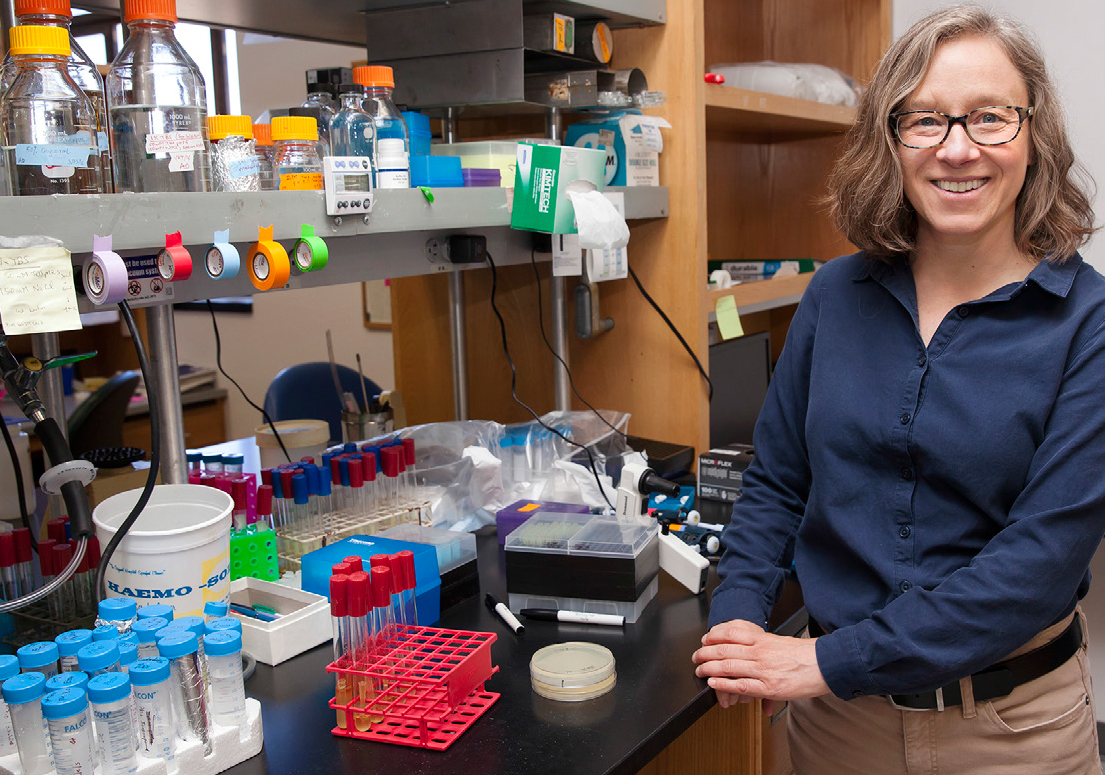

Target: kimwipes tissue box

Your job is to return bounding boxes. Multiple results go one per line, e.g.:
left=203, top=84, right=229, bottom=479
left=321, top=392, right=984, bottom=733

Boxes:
left=565, top=110, right=669, bottom=187
left=510, top=143, right=606, bottom=234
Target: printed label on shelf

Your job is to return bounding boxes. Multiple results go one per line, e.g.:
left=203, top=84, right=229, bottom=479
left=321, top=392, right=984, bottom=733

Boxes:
left=14, top=143, right=93, bottom=168
left=168, top=152, right=195, bottom=172
left=122, top=254, right=176, bottom=304
left=279, top=172, right=324, bottom=190
left=552, top=233, right=582, bottom=277
left=229, top=156, right=262, bottom=179
left=0, top=247, right=82, bottom=335
left=145, top=131, right=205, bottom=154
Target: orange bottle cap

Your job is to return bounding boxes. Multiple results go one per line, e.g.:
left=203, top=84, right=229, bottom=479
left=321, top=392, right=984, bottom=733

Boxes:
left=253, top=123, right=273, bottom=147
left=14, top=0, right=72, bottom=17
left=353, top=65, right=394, bottom=89
left=124, top=0, right=177, bottom=23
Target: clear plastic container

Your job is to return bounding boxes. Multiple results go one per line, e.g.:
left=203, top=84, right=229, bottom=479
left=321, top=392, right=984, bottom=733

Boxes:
left=354, top=65, right=408, bottom=188
left=329, top=84, right=375, bottom=188
left=55, top=630, right=93, bottom=673
left=87, top=672, right=138, bottom=775
left=127, top=658, right=174, bottom=761
left=0, top=0, right=113, bottom=191
left=203, top=631, right=247, bottom=729
left=77, top=641, right=121, bottom=678
left=17, top=642, right=59, bottom=679
left=207, top=114, right=260, bottom=191
left=272, top=115, right=322, bottom=191
left=106, top=0, right=211, bottom=192
left=251, top=122, right=275, bottom=190
left=0, top=655, right=20, bottom=756
left=42, top=687, right=95, bottom=775
left=1, top=25, right=104, bottom=195
left=2, top=672, right=52, bottom=775
left=301, top=83, right=336, bottom=151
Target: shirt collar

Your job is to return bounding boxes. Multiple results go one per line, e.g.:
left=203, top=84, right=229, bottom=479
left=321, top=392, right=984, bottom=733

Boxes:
left=852, top=252, right=1082, bottom=300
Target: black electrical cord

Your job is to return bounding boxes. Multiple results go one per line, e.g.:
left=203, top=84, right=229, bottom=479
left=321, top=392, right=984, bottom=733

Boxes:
left=96, top=300, right=161, bottom=602
left=627, top=265, right=713, bottom=401
left=0, top=415, right=32, bottom=539
left=486, top=253, right=614, bottom=510
left=529, top=247, right=628, bottom=442
left=206, top=300, right=291, bottom=464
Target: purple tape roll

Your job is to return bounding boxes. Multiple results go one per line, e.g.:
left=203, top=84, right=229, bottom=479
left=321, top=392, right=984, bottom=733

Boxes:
left=84, top=238, right=128, bottom=305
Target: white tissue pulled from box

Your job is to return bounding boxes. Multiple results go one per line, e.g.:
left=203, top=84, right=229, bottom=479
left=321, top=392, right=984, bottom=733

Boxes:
left=567, top=188, right=630, bottom=251
left=707, top=61, right=860, bottom=107
left=580, top=191, right=628, bottom=282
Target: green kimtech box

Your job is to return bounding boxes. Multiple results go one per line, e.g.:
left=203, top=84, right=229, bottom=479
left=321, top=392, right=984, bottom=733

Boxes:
left=511, top=142, right=606, bottom=234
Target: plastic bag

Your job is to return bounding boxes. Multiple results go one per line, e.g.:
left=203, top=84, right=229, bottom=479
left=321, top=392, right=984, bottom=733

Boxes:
left=707, top=61, right=861, bottom=107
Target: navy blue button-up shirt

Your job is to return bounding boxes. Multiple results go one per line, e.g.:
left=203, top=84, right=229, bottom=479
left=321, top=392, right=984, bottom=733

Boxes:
left=708, top=251, right=1105, bottom=698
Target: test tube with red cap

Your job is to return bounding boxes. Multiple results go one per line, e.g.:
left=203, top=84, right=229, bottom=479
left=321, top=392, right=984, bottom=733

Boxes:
left=360, top=452, right=377, bottom=517
left=47, top=517, right=68, bottom=544
left=13, top=528, right=32, bottom=597
left=329, top=457, right=345, bottom=517
left=315, top=465, right=334, bottom=528
left=256, top=485, right=273, bottom=531
left=69, top=539, right=93, bottom=617
left=370, top=554, right=401, bottom=627
left=397, top=550, right=418, bottom=626
left=348, top=458, right=365, bottom=519
left=370, top=565, right=396, bottom=654
left=386, top=555, right=406, bottom=628
left=330, top=573, right=352, bottom=729
left=380, top=447, right=399, bottom=514
left=231, top=479, right=249, bottom=531
left=346, top=571, right=376, bottom=731
left=85, top=536, right=101, bottom=609
left=0, top=533, right=16, bottom=600
left=52, top=542, right=75, bottom=622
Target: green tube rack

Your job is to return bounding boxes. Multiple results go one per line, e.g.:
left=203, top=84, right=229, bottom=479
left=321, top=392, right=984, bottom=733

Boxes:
left=230, top=526, right=280, bottom=582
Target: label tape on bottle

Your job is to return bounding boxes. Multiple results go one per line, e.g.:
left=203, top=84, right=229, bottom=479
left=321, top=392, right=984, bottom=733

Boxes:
left=84, top=234, right=128, bottom=305
left=205, top=229, right=241, bottom=280
left=292, top=224, right=328, bottom=273
left=157, top=231, right=193, bottom=282
left=246, top=226, right=290, bottom=291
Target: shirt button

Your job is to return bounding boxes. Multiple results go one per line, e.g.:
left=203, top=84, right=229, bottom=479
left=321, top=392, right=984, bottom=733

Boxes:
left=917, top=354, right=927, bottom=367
left=899, top=413, right=911, bottom=425
left=900, top=580, right=913, bottom=592
left=899, top=525, right=911, bottom=539
left=900, top=467, right=913, bottom=481
left=957, top=306, right=969, bottom=318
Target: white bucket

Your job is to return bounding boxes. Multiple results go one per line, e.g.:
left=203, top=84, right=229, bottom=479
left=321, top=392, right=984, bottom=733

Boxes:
left=93, top=484, right=232, bottom=617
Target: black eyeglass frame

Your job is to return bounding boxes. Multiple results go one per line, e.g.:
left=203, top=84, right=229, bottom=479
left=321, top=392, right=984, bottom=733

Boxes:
left=888, top=106, right=1034, bottom=149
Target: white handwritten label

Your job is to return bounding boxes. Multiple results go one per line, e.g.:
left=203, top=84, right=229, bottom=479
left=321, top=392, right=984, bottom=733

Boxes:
left=0, top=247, right=82, bottom=335
left=97, top=131, right=110, bottom=152
left=228, top=156, right=261, bottom=179
left=145, top=131, right=204, bottom=155
left=14, top=144, right=93, bottom=168
left=168, top=152, right=194, bottom=172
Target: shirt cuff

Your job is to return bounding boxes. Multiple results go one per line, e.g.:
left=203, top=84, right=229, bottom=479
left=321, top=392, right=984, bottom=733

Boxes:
left=814, top=627, right=885, bottom=700
left=707, top=585, right=771, bottom=630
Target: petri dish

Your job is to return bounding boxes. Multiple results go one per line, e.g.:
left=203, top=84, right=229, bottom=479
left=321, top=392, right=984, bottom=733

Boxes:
left=530, top=642, right=616, bottom=702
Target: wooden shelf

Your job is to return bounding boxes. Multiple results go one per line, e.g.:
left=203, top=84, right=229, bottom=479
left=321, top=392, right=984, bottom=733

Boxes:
left=706, top=272, right=815, bottom=317
left=704, top=84, right=857, bottom=138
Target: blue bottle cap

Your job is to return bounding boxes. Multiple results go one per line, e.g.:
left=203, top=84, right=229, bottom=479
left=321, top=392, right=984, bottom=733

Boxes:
left=202, top=630, right=242, bottom=657
left=202, top=453, right=222, bottom=464
left=0, top=655, right=19, bottom=681
left=132, top=617, right=169, bottom=644
left=93, top=625, right=121, bottom=642
left=45, top=672, right=88, bottom=692
left=343, top=443, right=358, bottom=453
left=118, top=642, right=138, bottom=667
left=17, top=641, right=59, bottom=670
left=77, top=641, right=120, bottom=672
left=154, top=622, right=186, bottom=641
left=293, top=473, right=309, bottom=505
left=137, top=604, right=174, bottom=622
left=174, top=616, right=205, bottom=638
left=204, top=601, right=229, bottom=619
left=126, top=657, right=170, bottom=687
left=204, top=616, right=243, bottom=636
left=2, top=672, right=45, bottom=704
left=119, top=632, right=139, bottom=647
left=41, top=687, right=88, bottom=719
left=98, top=597, right=137, bottom=622
left=87, top=672, right=131, bottom=705
left=55, top=630, right=94, bottom=657
left=157, top=632, right=198, bottom=660
left=339, top=457, right=351, bottom=487
left=305, top=465, right=320, bottom=496
left=271, top=470, right=284, bottom=499
left=318, top=469, right=332, bottom=497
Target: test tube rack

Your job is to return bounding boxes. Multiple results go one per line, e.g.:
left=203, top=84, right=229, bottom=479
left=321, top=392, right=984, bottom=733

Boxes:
left=327, top=624, right=500, bottom=751
left=276, top=500, right=431, bottom=572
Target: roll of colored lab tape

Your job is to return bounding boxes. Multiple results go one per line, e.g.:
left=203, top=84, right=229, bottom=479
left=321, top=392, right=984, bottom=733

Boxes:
left=246, top=226, right=290, bottom=291
left=84, top=235, right=128, bottom=305
left=157, top=231, right=193, bottom=282
left=205, top=229, right=241, bottom=280
left=292, top=224, right=328, bottom=273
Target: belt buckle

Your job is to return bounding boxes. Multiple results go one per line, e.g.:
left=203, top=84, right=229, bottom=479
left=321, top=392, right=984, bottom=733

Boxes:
left=889, top=686, right=945, bottom=712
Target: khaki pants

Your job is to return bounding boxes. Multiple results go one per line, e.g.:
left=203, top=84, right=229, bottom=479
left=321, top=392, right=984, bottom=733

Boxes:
left=789, top=610, right=1100, bottom=775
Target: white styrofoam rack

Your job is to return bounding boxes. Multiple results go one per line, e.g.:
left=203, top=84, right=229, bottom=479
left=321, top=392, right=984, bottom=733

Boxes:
left=276, top=501, right=430, bottom=572
left=0, top=698, right=264, bottom=775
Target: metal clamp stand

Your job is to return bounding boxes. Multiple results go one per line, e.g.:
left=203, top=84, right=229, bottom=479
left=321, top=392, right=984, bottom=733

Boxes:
left=546, top=106, right=571, bottom=412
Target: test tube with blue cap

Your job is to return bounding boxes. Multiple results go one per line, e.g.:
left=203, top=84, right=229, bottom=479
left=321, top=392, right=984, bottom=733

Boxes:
left=18, top=642, right=59, bottom=680
left=2, top=672, right=51, bottom=775
left=158, top=632, right=212, bottom=755
left=204, top=617, right=242, bottom=636
left=127, top=658, right=174, bottom=762
left=316, top=465, right=334, bottom=527
left=78, top=641, right=121, bottom=678
left=42, top=687, right=96, bottom=775
left=137, top=604, right=174, bottom=623
left=202, top=454, right=223, bottom=474
left=96, top=597, right=138, bottom=635
left=131, top=618, right=168, bottom=659
left=204, top=601, right=229, bottom=621
left=94, top=625, right=121, bottom=642
left=87, top=672, right=138, bottom=775
left=203, top=631, right=247, bottom=730
left=43, top=672, right=93, bottom=748
left=222, top=453, right=244, bottom=474
left=291, top=473, right=310, bottom=527
left=0, top=655, right=22, bottom=756
left=55, top=630, right=92, bottom=673
left=118, top=642, right=138, bottom=675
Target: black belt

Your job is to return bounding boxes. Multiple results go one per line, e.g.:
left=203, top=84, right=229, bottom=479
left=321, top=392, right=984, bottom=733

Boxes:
left=807, top=614, right=1083, bottom=711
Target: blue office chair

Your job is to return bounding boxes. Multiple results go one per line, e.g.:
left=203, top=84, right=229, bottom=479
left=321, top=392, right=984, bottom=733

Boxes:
left=263, top=362, right=383, bottom=445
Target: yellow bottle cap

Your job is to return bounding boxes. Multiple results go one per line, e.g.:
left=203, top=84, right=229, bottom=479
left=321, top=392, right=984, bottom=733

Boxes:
left=271, top=116, right=318, bottom=142
left=207, top=115, right=253, bottom=141
left=8, top=25, right=70, bottom=57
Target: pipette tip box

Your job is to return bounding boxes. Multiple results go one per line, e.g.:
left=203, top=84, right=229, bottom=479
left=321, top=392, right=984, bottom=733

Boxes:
left=496, top=499, right=590, bottom=544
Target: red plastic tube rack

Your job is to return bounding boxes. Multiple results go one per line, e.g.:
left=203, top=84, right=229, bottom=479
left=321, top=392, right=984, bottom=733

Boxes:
left=327, top=624, right=500, bottom=751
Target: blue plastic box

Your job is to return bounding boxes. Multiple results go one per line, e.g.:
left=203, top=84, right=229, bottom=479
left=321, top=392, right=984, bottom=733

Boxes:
left=300, top=535, right=442, bottom=625
left=410, top=154, right=463, bottom=188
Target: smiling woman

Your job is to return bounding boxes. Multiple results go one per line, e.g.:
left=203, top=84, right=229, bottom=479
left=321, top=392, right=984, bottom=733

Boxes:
left=693, top=6, right=1105, bottom=775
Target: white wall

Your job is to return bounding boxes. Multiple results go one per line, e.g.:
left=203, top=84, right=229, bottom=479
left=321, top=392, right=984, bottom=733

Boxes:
left=173, top=34, right=395, bottom=440
left=894, top=0, right=1105, bottom=716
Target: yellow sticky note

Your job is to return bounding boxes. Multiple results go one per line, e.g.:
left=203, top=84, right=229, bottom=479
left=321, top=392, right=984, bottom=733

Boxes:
left=715, top=295, right=744, bottom=340
left=0, top=247, right=82, bottom=335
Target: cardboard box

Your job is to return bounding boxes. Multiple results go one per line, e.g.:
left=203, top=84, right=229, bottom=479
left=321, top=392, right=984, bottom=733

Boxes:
left=229, top=578, right=330, bottom=666
left=565, top=111, right=667, bottom=187
left=698, top=444, right=755, bottom=490
left=510, top=143, right=606, bottom=234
